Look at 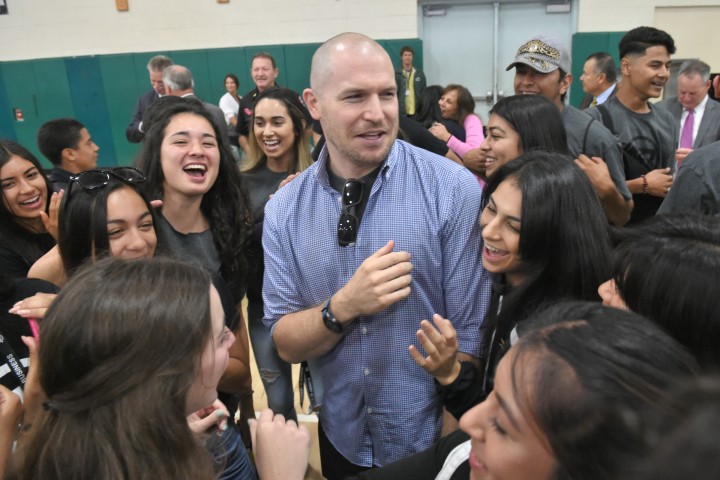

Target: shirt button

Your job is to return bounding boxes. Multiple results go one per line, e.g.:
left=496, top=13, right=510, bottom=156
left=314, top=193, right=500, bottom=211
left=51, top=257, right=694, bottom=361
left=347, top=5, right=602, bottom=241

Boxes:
left=361, top=326, right=368, bottom=334
left=363, top=368, right=370, bottom=376
left=367, top=407, right=373, bottom=414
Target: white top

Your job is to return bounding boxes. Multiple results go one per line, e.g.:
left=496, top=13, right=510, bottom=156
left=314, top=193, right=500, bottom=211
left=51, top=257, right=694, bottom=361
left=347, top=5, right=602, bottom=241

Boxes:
left=435, top=440, right=471, bottom=480
left=218, top=91, right=240, bottom=125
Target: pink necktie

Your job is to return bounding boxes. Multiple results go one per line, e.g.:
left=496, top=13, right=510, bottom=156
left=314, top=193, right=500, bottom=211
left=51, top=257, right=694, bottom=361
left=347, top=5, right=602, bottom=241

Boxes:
left=680, top=109, right=694, bottom=148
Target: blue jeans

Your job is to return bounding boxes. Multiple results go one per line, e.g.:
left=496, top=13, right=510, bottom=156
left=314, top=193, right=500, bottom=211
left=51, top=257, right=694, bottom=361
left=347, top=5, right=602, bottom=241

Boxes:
left=207, top=423, right=257, bottom=480
left=247, top=299, right=297, bottom=420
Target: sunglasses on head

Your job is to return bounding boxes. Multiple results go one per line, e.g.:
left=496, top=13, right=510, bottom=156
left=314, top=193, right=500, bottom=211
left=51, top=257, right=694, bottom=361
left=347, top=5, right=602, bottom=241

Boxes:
left=337, top=179, right=365, bottom=247
left=68, top=167, right=146, bottom=191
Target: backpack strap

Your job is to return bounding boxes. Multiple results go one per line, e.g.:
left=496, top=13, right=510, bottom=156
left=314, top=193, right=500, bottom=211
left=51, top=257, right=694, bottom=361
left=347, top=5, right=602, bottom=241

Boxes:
left=596, top=104, right=615, bottom=134
left=581, top=118, right=594, bottom=154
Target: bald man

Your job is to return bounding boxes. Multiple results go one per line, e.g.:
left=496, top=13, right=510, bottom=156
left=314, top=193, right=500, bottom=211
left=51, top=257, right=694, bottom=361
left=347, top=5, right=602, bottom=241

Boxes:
left=261, top=33, right=491, bottom=478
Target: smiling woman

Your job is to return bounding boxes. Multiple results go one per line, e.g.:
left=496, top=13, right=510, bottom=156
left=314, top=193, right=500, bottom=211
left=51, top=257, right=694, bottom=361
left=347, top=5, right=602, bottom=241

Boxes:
left=241, top=87, right=313, bottom=420
left=0, top=140, right=55, bottom=279
left=408, top=151, right=612, bottom=424
left=349, top=301, right=696, bottom=480
left=135, top=96, right=258, bottom=476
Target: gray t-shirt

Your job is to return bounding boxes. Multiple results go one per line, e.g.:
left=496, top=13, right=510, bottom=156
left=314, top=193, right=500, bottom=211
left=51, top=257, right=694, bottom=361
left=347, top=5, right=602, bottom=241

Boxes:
left=587, top=96, right=678, bottom=222
left=562, top=105, right=631, bottom=200
left=658, top=140, right=720, bottom=216
left=155, top=212, right=221, bottom=275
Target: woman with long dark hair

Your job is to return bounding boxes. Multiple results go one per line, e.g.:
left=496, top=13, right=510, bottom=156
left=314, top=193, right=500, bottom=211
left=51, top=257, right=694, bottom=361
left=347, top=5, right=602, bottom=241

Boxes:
left=599, top=213, right=720, bottom=369
left=0, top=140, right=56, bottom=278
left=411, top=151, right=611, bottom=417
left=135, top=96, right=256, bottom=456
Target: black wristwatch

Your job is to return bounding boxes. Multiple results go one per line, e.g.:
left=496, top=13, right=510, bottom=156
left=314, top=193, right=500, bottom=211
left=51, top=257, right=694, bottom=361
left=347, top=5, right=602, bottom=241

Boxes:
left=321, top=298, right=344, bottom=334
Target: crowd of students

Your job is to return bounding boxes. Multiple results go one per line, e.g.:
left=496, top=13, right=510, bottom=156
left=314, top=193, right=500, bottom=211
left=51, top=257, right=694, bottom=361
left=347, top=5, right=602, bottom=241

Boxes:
left=0, top=25, right=719, bottom=480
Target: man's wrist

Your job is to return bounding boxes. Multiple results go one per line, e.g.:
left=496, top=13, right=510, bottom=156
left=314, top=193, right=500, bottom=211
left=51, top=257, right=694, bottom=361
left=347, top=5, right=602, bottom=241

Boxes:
left=321, top=298, right=344, bottom=334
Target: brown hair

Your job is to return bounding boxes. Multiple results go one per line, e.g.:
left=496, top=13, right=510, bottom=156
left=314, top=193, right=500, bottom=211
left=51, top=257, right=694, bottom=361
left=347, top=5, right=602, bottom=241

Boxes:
left=13, top=257, right=216, bottom=479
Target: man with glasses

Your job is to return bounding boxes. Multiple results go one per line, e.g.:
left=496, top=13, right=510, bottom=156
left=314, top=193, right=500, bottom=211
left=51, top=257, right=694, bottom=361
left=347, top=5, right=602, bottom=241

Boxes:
left=262, top=33, right=491, bottom=479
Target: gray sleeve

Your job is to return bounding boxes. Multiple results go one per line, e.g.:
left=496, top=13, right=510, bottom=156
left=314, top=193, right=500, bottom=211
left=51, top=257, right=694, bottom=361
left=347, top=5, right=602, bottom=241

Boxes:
left=598, top=130, right=631, bottom=200
left=657, top=167, right=712, bottom=215
left=586, top=122, right=632, bottom=201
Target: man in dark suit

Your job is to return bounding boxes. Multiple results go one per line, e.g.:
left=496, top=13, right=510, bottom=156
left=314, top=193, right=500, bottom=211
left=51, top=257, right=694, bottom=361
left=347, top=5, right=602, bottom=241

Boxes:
left=579, top=52, right=617, bottom=110
left=162, top=65, right=228, bottom=142
left=126, top=55, right=174, bottom=143
left=657, top=59, right=720, bottom=165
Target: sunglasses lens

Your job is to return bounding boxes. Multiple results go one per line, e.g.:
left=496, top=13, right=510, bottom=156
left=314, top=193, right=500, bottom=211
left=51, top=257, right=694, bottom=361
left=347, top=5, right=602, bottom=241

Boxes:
left=337, top=213, right=358, bottom=246
left=75, top=171, right=109, bottom=190
left=114, top=167, right=146, bottom=183
left=342, top=180, right=364, bottom=206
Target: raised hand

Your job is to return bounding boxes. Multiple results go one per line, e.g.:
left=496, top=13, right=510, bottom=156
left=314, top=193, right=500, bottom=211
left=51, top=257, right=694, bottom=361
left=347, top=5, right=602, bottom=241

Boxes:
left=409, top=314, right=462, bottom=386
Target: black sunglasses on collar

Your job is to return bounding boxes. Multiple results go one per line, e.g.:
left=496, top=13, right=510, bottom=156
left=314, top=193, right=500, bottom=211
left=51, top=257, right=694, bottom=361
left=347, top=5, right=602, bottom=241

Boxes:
left=337, top=179, right=365, bottom=247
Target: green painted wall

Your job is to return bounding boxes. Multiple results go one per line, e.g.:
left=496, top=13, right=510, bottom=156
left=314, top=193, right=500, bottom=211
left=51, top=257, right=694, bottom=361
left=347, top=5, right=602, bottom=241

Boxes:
left=0, top=38, right=423, bottom=167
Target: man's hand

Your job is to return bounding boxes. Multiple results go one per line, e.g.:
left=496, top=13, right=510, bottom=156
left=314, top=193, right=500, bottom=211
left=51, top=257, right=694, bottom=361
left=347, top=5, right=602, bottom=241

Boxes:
left=249, top=409, right=310, bottom=480
left=408, top=314, right=461, bottom=385
left=574, top=154, right=615, bottom=196
left=675, top=147, right=693, bottom=165
left=463, top=148, right=487, bottom=177
left=645, top=167, right=674, bottom=197
left=332, top=240, right=413, bottom=323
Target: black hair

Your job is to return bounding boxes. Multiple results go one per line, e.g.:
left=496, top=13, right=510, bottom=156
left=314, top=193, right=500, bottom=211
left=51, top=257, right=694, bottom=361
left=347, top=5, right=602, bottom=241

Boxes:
left=414, top=85, right=445, bottom=129
left=36, top=118, right=85, bottom=166
left=0, top=140, right=53, bottom=269
left=244, top=87, right=312, bottom=174
left=619, top=26, right=676, bottom=59
left=134, top=97, right=252, bottom=296
left=489, top=95, right=569, bottom=156
left=632, top=376, right=720, bottom=480
left=512, top=300, right=696, bottom=480
left=400, top=45, right=414, bottom=56
left=224, top=73, right=239, bottom=88
left=59, top=178, right=155, bottom=277
left=481, top=152, right=611, bottom=329
left=610, top=213, right=720, bottom=368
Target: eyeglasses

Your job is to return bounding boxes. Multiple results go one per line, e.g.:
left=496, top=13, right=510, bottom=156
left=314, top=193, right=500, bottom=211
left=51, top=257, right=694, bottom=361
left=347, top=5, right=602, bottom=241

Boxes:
left=337, top=179, right=365, bottom=247
left=69, top=167, right=146, bottom=191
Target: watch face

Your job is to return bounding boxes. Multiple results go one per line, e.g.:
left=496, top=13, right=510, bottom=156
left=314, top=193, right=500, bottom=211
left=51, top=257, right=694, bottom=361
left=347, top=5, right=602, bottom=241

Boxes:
left=322, top=305, right=343, bottom=333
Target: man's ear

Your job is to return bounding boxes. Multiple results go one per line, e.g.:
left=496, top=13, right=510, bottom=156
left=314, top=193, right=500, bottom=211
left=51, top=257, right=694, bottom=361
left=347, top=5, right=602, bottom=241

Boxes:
left=620, top=57, right=632, bottom=77
left=303, top=88, right=321, bottom=121
left=559, top=73, right=573, bottom=95
left=61, top=147, right=76, bottom=163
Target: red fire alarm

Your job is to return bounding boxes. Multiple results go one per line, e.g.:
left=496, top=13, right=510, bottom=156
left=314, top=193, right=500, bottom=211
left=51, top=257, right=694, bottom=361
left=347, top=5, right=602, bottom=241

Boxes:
left=13, top=108, right=24, bottom=122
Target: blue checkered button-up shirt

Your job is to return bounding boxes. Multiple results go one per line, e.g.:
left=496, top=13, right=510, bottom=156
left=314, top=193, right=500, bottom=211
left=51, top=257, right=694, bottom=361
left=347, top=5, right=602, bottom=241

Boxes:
left=262, top=140, right=492, bottom=467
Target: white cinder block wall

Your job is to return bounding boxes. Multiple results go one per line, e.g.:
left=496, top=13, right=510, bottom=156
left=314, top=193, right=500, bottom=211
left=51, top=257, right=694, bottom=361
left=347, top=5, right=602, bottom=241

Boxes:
left=0, top=0, right=418, bottom=61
